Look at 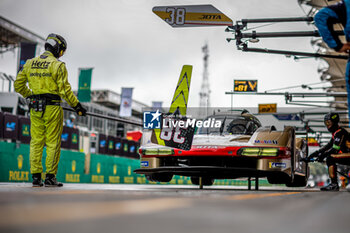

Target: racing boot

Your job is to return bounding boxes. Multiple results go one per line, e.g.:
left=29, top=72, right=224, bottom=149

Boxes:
left=44, top=174, right=63, bottom=187
left=32, top=173, right=43, bottom=187
left=320, top=182, right=339, bottom=191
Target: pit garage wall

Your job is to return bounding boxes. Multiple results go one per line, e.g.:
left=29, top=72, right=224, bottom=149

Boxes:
left=0, top=141, right=273, bottom=186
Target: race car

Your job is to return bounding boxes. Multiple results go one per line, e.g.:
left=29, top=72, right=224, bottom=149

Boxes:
left=135, top=111, right=309, bottom=187
left=134, top=66, right=309, bottom=187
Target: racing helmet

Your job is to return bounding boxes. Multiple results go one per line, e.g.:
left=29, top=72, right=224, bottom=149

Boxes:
left=45, top=33, right=67, bottom=58
left=69, top=114, right=76, bottom=120
left=324, top=112, right=339, bottom=132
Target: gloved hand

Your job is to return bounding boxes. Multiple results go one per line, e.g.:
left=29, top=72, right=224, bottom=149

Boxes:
left=73, top=102, right=87, bottom=116
left=316, top=153, right=328, bottom=162
left=301, top=150, right=321, bottom=163
left=300, top=157, right=310, bottom=163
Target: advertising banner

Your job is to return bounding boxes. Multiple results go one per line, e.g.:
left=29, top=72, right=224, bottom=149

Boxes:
left=77, top=68, right=93, bottom=102
left=119, top=87, right=133, bottom=117
left=18, top=42, right=36, bottom=72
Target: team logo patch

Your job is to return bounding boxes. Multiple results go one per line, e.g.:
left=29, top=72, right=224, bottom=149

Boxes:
left=143, top=110, right=162, bottom=129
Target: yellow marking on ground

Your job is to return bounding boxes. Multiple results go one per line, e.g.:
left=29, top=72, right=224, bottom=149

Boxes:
left=0, top=198, right=191, bottom=227
left=226, top=192, right=301, bottom=200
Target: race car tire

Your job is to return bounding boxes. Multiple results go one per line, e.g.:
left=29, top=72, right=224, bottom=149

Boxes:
left=285, top=174, right=307, bottom=187
left=267, top=176, right=287, bottom=184
left=190, top=177, right=215, bottom=186
left=145, top=173, right=173, bottom=183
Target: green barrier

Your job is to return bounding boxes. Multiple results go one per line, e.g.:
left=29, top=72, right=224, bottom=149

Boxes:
left=0, top=141, right=275, bottom=186
left=0, top=142, right=31, bottom=182
left=56, top=150, right=88, bottom=183
left=0, top=142, right=142, bottom=184
left=89, top=154, right=140, bottom=184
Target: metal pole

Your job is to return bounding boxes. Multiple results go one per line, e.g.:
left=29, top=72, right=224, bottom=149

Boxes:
left=241, top=47, right=349, bottom=60
left=62, top=106, right=143, bottom=127
left=225, top=91, right=347, bottom=97
left=241, top=17, right=314, bottom=24
left=240, top=30, right=344, bottom=39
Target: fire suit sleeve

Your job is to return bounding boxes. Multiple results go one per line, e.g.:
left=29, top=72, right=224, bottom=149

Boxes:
left=14, top=62, right=32, bottom=98
left=327, top=129, right=347, bottom=153
left=314, top=6, right=344, bottom=51
left=56, top=62, right=79, bottom=108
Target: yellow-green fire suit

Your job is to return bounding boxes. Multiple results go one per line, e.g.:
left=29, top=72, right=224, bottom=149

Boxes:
left=14, top=51, right=79, bottom=175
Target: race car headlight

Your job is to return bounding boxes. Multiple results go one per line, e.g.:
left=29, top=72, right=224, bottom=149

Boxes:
left=240, top=148, right=260, bottom=156
left=142, top=148, right=174, bottom=156
left=143, top=148, right=158, bottom=155
left=239, top=147, right=279, bottom=156
left=158, top=148, right=174, bottom=155
left=260, top=148, right=279, bottom=156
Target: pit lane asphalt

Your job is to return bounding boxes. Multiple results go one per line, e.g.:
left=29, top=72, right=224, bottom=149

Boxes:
left=0, top=183, right=349, bottom=233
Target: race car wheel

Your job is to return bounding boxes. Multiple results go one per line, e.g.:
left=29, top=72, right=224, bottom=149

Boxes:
left=145, top=173, right=173, bottom=183
left=267, top=176, right=287, bottom=184
left=286, top=174, right=307, bottom=187
left=190, top=177, right=215, bottom=186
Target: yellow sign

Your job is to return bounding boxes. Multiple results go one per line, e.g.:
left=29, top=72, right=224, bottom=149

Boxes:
left=153, top=5, right=232, bottom=28
left=258, top=103, right=277, bottom=114
left=234, top=80, right=258, bottom=92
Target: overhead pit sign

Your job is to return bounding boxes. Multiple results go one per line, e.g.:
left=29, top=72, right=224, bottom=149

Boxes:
left=259, top=104, right=277, bottom=114
left=234, top=80, right=258, bottom=92
left=152, top=5, right=232, bottom=27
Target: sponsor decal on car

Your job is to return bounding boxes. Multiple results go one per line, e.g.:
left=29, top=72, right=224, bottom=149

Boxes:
left=141, top=161, right=149, bottom=167
left=269, top=162, right=286, bottom=168
left=255, top=140, right=278, bottom=144
left=192, top=145, right=225, bottom=149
